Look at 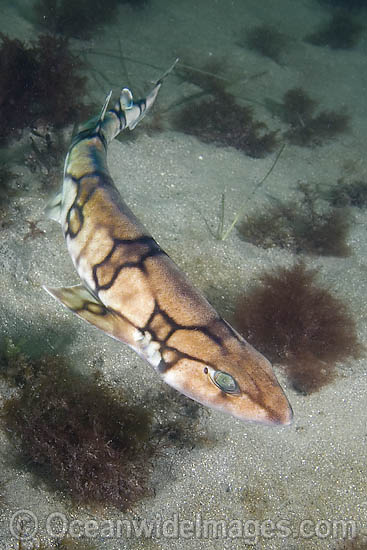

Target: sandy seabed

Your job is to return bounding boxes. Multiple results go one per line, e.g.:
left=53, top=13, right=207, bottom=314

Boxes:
left=0, top=1, right=367, bottom=549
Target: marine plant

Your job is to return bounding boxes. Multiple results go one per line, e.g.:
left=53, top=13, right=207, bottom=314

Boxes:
left=34, top=0, right=119, bottom=38
left=240, top=24, right=289, bottom=62
left=11, top=536, right=98, bottom=550
left=34, top=0, right=149, bottom=38
left=280, top=87, right=349, bottom=146
left=0, top=34, right=88, bottom=142
left=173, top=57, right=279, bottom=158
left=336, top=534, right=367, bottom=549
left=0, top=336, right=210, bottom=508
left=175, top=57, right=229, bottom=96
left=238, top=182, right=351, bottom=256
left=319, top=0, right=366, bottom=11
left=0, top=163, right=18, bottom=207
left=234, top=262, right=361, bottom=394
left=174, top=90, right=279, bottom=158
left=176, top=57, right=270, bottom=101
left=25, top=129, right=69, bottom=189
left=328, top=178, right=367, bottom=208
left=1, top=348, right=157, bottom=509
left=305, top=13, right=363, bottom=49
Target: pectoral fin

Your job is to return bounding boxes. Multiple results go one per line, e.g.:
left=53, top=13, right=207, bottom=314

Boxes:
left=45, top=191, right=62, bottom=223
left=43, top=284, right=138, bottom=346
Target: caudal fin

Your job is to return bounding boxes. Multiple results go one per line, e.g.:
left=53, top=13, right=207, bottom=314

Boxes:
left=120, top=58, right=179, bottom=131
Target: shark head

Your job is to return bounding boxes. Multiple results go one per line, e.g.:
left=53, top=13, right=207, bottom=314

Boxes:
left=160, top=321, right=293, bottom=426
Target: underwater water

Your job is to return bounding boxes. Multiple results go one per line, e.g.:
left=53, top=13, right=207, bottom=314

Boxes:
left=0, top=0, right=367, bottom=549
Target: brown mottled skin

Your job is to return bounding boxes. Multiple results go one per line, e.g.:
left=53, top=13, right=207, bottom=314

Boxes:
left=45, top=75, right=292, bottom=425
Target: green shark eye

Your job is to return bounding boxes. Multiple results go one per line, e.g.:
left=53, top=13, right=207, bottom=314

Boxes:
left=212, top=370, right=240, bottom=394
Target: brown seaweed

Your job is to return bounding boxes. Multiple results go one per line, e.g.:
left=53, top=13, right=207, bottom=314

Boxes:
left=238, top=183, right=351, bottom=257
left=34, top=0, right=149, bottom=38
left=305, top=14, right=363, bottom=49
left=234, top=262, right=361, bottom=394
left=281, top=87, right=349, bottom=146
left=0, top=348, right=156, bottom=509
left=174, top=90, right=279, bottom=158
left=240, top=24, right=289, bottom=62
left=0, top=34, right=88, bottom=142
left=328, top=178, right=367, bottom=208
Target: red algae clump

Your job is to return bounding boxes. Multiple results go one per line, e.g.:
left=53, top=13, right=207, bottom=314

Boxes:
left=234, top=262, right=361, bottom=394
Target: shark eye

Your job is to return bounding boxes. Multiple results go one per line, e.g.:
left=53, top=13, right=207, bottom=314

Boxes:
left=212, top=370, right=240, bottom=394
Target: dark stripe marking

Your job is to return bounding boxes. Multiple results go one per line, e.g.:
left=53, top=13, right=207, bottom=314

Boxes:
left=93, top=237, right=165, bottom=291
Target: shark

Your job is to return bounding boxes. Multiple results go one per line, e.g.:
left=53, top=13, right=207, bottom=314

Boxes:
left=44, top=62, right=292, bottom=426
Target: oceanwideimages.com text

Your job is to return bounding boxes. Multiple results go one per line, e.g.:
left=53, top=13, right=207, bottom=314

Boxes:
left=9, top=510, right=358, bottom=544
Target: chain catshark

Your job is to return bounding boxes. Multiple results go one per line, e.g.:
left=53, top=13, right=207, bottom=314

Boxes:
left=44, top=63, right=292, bottom=426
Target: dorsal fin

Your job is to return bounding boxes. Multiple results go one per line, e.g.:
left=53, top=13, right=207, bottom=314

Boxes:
left=99, top=90, right=113, bottom=123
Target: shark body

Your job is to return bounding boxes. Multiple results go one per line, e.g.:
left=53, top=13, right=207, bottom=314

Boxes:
left=45, top=66, right=292, bottom=426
